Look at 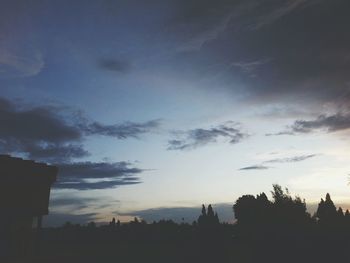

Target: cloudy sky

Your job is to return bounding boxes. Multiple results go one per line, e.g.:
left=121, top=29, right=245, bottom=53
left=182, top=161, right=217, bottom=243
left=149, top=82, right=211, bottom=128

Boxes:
left=1, top=0, right=350, bottom=225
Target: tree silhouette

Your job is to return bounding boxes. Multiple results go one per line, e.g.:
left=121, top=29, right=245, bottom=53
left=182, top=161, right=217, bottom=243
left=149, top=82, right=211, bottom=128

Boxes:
left=207, top=205, right=214, bottom=218
left=316, top=193, right=337, bottom=225
left=201, top=204, right=207, bottom=216
left=234, top=185, right=310, bottom=239
left=337, top=207, right=344, bottom=218
left=198, top=204, right=220, bottom=227
left=233, top=195, right=260, bottom=225
left=270, top=184, right=308, bottom=226
left=109, top=217, right=116, bottom=227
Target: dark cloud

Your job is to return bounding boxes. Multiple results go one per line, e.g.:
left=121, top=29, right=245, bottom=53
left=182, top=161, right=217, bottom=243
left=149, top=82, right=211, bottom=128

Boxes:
left=3, top=0, right=350, bottom=114
left=120, top=203, right=234, bottom=223
left=97, top=58, right=130, bottom=73
left=239, top=165, right=270, bottom=171
left=0, top=97, right=160, bottom=162
left=0, top=97, right=85, bottom=162
left=22, top=143, right=89, bottom=163
left=167, top=122, right=247, bottom=150
left=44, top=212, right=98, bottom=227
left=166, top=0, right=350, bottom=113
left=0, top=98, right=81, bottom=143
left=46, top=202, right=234, bottom=226
left=290, top=114, right=350, bottom=133
left=269, top=113, right=350, bottom=135
left=0, top=97, right=152, bottom=190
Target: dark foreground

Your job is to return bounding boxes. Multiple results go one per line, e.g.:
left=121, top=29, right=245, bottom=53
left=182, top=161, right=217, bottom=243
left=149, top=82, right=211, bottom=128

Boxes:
left=32, top=221, right=350, bottom=263
left=4, top=185, right=350, bottom=263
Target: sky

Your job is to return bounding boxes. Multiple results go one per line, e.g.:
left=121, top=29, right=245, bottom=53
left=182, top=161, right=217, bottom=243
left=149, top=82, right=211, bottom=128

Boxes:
left=1, top=0, right=350, bottom=226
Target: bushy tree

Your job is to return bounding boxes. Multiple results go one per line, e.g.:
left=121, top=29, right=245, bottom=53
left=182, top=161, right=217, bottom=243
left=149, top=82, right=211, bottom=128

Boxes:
left=234, top=185, right=309, bottom=230
left=233, top=195, right=262, bottom=224
left=270, top=184, right=308, bottom=225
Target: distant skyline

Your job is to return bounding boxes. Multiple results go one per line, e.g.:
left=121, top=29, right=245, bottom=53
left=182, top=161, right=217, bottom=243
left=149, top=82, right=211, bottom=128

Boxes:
left=1, top=0, right=350, bottom=226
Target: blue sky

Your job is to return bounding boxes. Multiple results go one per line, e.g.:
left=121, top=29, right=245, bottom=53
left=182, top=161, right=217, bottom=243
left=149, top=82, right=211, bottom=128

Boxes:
left=1, top=0, right=350, bottom=225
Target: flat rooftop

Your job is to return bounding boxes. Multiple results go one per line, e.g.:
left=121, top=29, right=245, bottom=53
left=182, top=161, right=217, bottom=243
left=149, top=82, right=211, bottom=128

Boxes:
left=0, top=155, right=58, bottom=216
left=0, top=154, right=57, bottom=183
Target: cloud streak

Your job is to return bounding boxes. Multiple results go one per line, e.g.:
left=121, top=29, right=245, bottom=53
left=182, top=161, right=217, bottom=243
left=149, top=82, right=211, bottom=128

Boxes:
left=239, top=154, right=318, bottom=171
left=265, top=154, right=318, bottom=163
left=84, top=120, right=160, bottom=139
left=239, top=165, right=270, bottom=171
left=167, top=122, right=248, bottom=150
left=54, top=161, right=143, bottom=190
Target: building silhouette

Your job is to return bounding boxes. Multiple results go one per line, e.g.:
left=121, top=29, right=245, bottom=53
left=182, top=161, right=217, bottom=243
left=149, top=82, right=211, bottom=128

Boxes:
left=0, top=155, right=57, bottom=260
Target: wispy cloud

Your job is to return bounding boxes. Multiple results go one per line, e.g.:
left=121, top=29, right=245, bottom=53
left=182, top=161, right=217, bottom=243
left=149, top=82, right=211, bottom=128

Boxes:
left=167, top=122, right=248, bottom=150
left=230, top=58, right=272, bottom=76
left=171, top=0, right=310, bottom=52
left=246, top=0, right=309, bottom=30
left=239, top=154, right=318, bottom=171
left=0, top=48, right=44, bottom=78
left=175, top=13, right=233, bottom=52
left=265, top=154, right=318, bottom=163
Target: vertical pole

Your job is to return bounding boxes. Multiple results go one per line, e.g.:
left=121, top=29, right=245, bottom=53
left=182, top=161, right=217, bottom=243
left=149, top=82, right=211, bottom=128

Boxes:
left=37, top=216, right=42, bottom=230
left=35, top=216, right=43, bottom=259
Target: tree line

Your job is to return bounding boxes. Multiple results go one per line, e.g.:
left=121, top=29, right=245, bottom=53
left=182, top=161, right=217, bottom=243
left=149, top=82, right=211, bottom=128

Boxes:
left=37, top=185, right=350, bottom=263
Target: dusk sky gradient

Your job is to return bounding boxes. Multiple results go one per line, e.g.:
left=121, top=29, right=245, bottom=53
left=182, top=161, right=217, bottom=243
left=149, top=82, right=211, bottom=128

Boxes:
left=1, top=0, right=350, bottom=225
